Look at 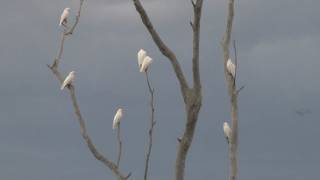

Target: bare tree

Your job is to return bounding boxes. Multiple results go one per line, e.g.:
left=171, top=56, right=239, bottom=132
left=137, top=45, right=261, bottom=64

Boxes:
left=47, top=0, right=241, bottom=179
left=131, top=0, right=203, bottom=180
left=222, top=0, right=239, bottom=180
left=48, top=1, right=131, bottom=179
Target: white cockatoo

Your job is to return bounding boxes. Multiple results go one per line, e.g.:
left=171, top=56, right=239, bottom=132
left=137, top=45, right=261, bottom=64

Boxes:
left=113, top=108, right=123, bottom=129
left=223, top=122, right=232, bottom=144
left=137, top=49, right=147, bottom=68
left=226, top=58, right=236, bottom=78
left=140, top=56, right=153, bottom=72
left=61, top=71, right=75, bottom=90
left=59, top=8, right=70, bottom=26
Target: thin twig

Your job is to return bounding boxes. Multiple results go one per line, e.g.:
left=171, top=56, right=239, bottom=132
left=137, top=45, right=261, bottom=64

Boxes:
left=65, top=0, right=84, bottom=35
left=233, top=40, right=237, bottom=85
left=143, top=70, right=156, bottom=180
left=48, top=1, right=130, bottom=179
left=236, top=85, right=245, bottom=95
left=116, top=124, right=123, bottom=168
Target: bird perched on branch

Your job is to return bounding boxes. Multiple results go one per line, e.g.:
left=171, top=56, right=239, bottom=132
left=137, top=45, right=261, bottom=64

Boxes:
left=61, top=71, right=75, bottom=90
left=137, top=49, right=153, bottom=72
left=113, top=108, right=123, bottom=129
left=227, top=58, right=236, bottom=78
left=137, top=49, right=147, bottom=68
left=223, top=122, right=232, bottom=144
left=59, top=8, right=70, bottom=26
left=140, top=56, right=153, bottom=72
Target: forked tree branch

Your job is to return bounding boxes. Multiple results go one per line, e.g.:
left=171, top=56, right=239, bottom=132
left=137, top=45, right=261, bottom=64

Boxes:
left=65, top=0, right=84, bottom=36
left=50, top=0, right=84, bottom=70
left=132, top=0, right=189, bottom=102
left=221, top=0, right=239, bottom=180
left=143, top=70, right=156, bottom=180
left=48, top=1, right=130, bottom=179
left=175, top=1, right=203, bottom=180
left=132, top=1, right=204, bottom=180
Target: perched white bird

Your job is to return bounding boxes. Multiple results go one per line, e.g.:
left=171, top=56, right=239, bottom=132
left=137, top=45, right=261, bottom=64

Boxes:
left=140, top=56, right=153, bottom=72
left=113, top=108, right=123, bottom=129
left=61, top=71, right=75, bottom=90
left=59, top=8, right=70, bottom=26
left=137, top=49, right=147, bottom=68
left=223, top=122, right=232, bottom=144
left=226, top=58, right=236, bottom=78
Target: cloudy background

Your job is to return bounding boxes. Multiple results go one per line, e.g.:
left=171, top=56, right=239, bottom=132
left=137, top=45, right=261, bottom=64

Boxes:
left=0, top=0, right=319, bottom=179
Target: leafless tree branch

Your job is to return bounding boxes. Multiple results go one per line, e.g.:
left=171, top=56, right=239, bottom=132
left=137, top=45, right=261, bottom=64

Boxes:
left=233, top=40, right=245, bottom=96
left=233, top=40, right=237, bottom=85
left=175, top=1, right=203, bottom=180
left=116, top=124, right=123, bottom=168
left=132, top=1, right=204, bottom=180
left=132, top=0, right=189, bottom=102
left=143, top=70, right=156, bottom=180
left=222, top=0, right=239, bottom=180
left=48, top=1, right=130, bottom=179
left=65, top=0, right=84, bottom=36
left=236, top=85, right=245, bottom=95
left=191, top=0, right=203, bottom=92
left=49, top=0, right=84, bottom=70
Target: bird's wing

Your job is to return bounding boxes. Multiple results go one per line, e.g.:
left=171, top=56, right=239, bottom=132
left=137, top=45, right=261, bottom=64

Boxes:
left=138, top=50, right=147, bottom=67
left=113, top=111, right=121, bottom=129
left=227, top=126, right=232, bottom=140
left=140, top=56, right=153, bottom=72
left=223, top=123, right=232, bottom=138
left=60, top=75, right=72, bottom=90
left=59, top=10, right=69, bottom=26
left=227, top=59, right=236, bottom=77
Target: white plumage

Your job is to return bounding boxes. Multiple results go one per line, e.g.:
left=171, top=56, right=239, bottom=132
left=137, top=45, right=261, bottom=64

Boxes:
left=226, top=58, right=236, bottom=78
left=61, top=71, right=75, bottom=90
left=113, top=108, right=123, bottom=129
left=223, top=122, right=232, bottom=144
left=59, top=8, right=70, bottom=26
left=140, top=56, right=153, bottom=72
left=137, top=49, right=147, bottom=68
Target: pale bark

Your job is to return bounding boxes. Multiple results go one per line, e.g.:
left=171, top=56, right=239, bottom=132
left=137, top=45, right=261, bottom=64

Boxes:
left=222, top=0, right=239, bottom=180
left=132, top=1, right=203, bottom=180
left=48, top=1, right=130, bottom=179
left=132, top=0, right=189, bottom=102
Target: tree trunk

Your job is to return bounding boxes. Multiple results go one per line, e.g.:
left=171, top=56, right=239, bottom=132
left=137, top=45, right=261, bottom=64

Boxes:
left=175, top=90, right=202, bottom=180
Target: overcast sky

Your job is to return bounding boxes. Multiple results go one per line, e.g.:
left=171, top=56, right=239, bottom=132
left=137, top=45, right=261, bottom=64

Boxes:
left=0, top=0, right=319, bottom=179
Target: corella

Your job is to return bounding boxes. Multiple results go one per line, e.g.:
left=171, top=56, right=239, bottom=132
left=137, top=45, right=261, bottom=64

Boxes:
left=59, top=8, right=70, bottom=26
left=61, top=71, right=75, bottom=90
left=113, top=108, right=123, bottom=129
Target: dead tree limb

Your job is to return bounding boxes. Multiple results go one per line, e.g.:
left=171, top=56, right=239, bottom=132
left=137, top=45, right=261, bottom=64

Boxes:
left=132, top=0, right=189, bottom=102
left=116, top=124, right=123, bottom=168
left=132, top=1, right=203, bottom=180
left=221, top=0, right=239, bottom=180
left=143, top=70, right=156, bottom=180
left=48, top=1, right=131, bottom=179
